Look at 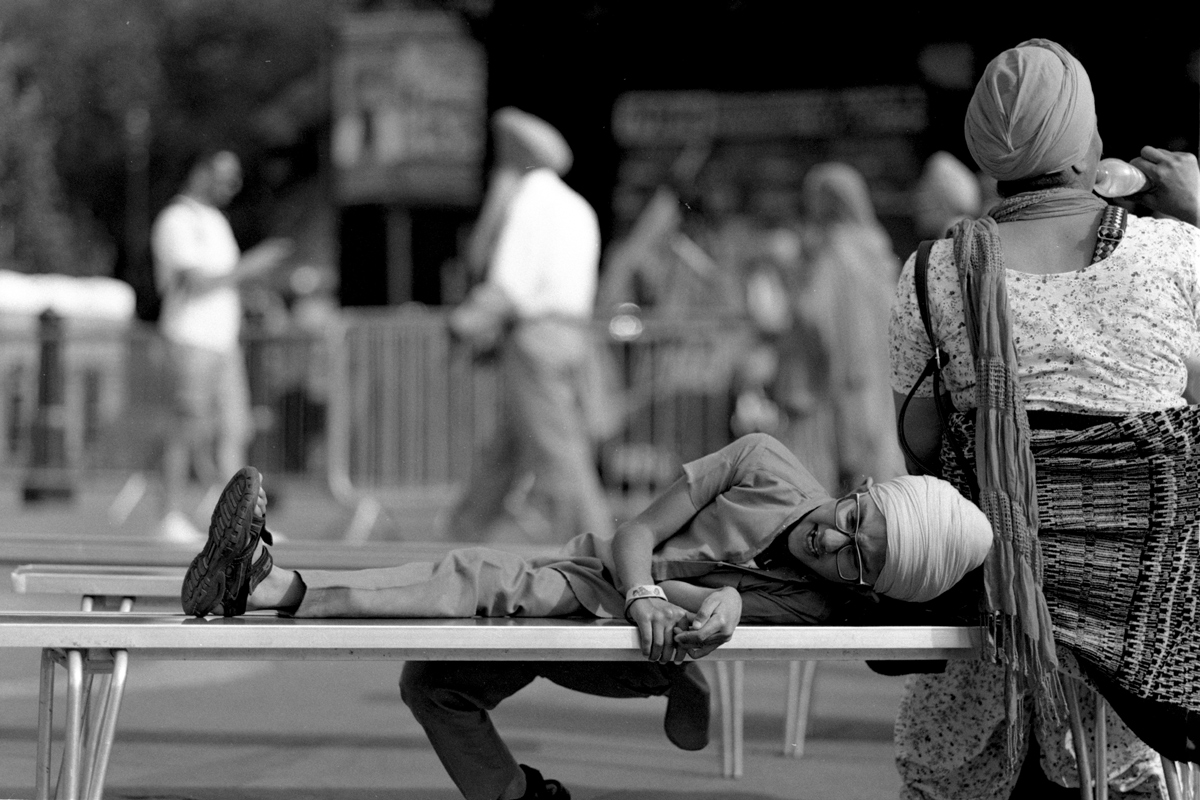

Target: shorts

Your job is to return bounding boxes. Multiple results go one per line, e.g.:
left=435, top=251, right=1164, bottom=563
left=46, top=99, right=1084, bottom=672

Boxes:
left=166, top=340, right=252, bottom=446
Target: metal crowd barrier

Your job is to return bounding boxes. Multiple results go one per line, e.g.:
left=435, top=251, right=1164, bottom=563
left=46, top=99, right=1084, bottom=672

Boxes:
left=324, top=308, right=752, bottom=521
left=1, top=309, right=752, bottom=532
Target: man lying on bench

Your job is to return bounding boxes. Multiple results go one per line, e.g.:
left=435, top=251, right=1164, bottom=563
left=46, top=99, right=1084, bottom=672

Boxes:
left=180, top=432, right=992, bottom=800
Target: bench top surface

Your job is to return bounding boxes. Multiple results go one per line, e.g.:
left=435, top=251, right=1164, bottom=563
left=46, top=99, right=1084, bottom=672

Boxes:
left=13, top=563, right=194, bottom=597
left=11, top=544, right=557, bottom=596
left=3, top=537, right=554, bottom=570
left=0, top=612, right=981, bottom=661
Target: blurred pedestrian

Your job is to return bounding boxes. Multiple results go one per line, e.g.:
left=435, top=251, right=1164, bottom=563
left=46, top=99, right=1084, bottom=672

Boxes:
left=447, top=108, right=613, bottom=544
left=913, top=150, right=984, bottom=239
left=795, top=163, right=906, bottom=493
left=152, top=149, right=291, bottom=543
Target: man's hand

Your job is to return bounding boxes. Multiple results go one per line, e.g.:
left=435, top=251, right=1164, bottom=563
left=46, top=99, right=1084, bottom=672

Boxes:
left=673, top=586, right=742, bottom=661
left=240, top=237, right=295, bottom=278
left=1130, top=147, right=1200, bottom=227
left=627, top=596, right=691, bottom=664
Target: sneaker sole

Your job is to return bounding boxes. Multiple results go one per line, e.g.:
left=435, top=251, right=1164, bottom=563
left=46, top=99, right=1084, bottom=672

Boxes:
left=180, top=467, right=263, bottom=617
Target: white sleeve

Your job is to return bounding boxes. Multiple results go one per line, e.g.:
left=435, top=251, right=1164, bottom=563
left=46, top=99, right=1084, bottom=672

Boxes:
left=487, top=182, right=545, bottom=312
left=151, top=204, right=207, bottom=292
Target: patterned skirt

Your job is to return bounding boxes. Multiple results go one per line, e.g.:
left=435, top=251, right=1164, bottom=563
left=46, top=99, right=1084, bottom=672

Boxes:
left=943, top=405, right=1200, bottom=717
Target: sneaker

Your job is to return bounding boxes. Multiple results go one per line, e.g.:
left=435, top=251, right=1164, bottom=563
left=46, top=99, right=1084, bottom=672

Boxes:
left=518, top=764, right=570, bottom=799
left=663, top=662, right=711, bottom=751
left=180, top=467, right=274, bottom=617
left=158, top=510, right=206, bottom=545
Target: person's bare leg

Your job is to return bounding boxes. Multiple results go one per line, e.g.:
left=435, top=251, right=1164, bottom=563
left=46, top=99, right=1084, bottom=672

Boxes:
left=244, top=557, right=305, bottom=611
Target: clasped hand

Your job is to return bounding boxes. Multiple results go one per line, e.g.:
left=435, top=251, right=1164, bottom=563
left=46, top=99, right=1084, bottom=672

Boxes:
left=627, top=587, right=742, bottom=664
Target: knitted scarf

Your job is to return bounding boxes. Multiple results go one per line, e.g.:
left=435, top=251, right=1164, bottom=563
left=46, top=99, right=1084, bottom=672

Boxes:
left=950, top=186, right=1107, bottom=752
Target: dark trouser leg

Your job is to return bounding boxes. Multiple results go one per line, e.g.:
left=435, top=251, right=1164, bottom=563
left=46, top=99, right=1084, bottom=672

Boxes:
left=400, top=661, right=685, bottom=800
left=401, top=661, right=540, bottom=800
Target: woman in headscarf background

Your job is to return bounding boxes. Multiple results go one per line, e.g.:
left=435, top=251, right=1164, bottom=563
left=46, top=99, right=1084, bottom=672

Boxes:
left=890, top=39, right=1200, bottom=799
left=913, top=150, right=985, bottom=240
left=794, top=163, right=907, bottom=493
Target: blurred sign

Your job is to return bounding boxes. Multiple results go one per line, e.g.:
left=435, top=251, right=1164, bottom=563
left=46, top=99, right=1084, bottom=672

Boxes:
left=612, top=87, right=927, bottom=147
left=332, top=9, right=486, bottom=206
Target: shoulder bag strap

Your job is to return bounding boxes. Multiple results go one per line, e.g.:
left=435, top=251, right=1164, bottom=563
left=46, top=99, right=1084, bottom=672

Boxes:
left=896, top=241, right=944, bottom=474
left=1092, top=205, right=1129, bottom=264
left=897, top=240, right=980, bottom=498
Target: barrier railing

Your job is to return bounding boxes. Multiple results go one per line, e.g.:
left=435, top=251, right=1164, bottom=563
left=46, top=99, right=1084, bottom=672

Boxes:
left=1, top=309, right=752, bottom=528
left=325, top=309, right=752, bottom=518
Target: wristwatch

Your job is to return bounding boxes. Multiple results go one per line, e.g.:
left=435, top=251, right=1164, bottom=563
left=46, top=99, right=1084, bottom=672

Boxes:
left=624, top=584, right=667, bottom=614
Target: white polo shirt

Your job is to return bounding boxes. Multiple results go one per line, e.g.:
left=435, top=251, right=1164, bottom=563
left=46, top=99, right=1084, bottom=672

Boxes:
left=152, top=196, right=242, bottom=352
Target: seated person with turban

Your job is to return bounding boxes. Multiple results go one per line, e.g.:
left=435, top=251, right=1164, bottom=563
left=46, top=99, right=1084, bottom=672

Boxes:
left=181, top=433, right=992, bottom=800
left=892, top=37, right=1199, bottom=800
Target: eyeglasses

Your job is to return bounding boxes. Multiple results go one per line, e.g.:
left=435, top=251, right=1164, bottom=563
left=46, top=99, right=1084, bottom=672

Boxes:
left=832, top=489, right=872, bottom=587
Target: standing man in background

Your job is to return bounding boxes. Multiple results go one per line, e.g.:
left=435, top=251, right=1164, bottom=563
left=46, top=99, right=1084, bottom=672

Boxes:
left=448, top=108, right=614, bottom=545
left=152, top=149, right=291, bottom=543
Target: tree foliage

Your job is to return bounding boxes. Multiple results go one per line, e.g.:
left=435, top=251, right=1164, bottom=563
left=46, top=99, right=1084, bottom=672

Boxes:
left=0, top=0, right=333, bottom=283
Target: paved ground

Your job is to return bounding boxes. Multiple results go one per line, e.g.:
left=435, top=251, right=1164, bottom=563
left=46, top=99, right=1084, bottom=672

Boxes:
left=0, top=473, right=908, bottom=799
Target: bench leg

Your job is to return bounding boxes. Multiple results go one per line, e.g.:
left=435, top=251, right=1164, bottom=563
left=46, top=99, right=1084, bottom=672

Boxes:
left=1094, top=694, right=1108, bottom=800
left=715, top=662, right=733, bottom=778
left=1162, top=756, right=1198, bottom=800
left=77, top=673, right=103, bottom=797
left=36, top=651, right=55, bottom=800
left=714, top=661, right=745, bottom=779
left=1163, top=757, right=1182, bottom=800
left=57, top=650, right=85, bottom=800
left=1064, top=678, right=1094, bottom=800
left=731, top=661, right=744, bottom=779
left=783, top=660, right=817, bottom=759
left=84, top=650, right=128, bottom=800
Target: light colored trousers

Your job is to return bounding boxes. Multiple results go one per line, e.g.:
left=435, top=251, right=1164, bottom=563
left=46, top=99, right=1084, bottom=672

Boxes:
left=449, top=321, right=615, bottom=544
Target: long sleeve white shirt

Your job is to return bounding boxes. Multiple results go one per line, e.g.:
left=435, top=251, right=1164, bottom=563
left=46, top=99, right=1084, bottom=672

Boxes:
left=487, top=169, right=599, bottom=320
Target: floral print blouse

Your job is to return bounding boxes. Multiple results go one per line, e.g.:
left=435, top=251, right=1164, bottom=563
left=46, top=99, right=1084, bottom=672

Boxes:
left=890, top=215, right=1200, bottom=415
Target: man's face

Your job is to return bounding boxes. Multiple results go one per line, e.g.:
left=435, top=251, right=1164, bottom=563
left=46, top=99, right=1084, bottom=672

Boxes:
left=205, top=151, right=243, bottom=207
left=786, top=488, right=887, bottom=586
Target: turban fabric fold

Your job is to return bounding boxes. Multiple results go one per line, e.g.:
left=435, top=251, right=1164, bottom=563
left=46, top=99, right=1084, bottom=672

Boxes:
left=964, top=38, right=1097, bottom=182
left=492, top=107, right=573, bottom=176
left=869, top=475, right=993, bottom=603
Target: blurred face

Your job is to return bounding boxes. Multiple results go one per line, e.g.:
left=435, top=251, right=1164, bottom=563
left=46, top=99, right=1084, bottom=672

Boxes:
left=786, top=485, right=888, bottom=586
left=202, top=151, right=243, bottom=207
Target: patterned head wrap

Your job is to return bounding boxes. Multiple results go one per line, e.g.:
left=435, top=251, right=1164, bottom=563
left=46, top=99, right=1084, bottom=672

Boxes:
left=869, top=475, right=993, bottom=603
left=492, top=107, right=573, bottom=176
left=964, top=39, right=1097, bottom=182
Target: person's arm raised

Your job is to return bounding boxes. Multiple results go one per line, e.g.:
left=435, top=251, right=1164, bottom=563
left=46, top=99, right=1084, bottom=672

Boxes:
left=173, top=237, right=294, bottom=296
left=1130, top=147, right=1199, bottom=228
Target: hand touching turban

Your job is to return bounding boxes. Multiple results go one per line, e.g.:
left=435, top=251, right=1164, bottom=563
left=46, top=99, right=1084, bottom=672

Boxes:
left=868, top=475, right=993, bottom=603
left=964, top=38, right=1097, bottom=182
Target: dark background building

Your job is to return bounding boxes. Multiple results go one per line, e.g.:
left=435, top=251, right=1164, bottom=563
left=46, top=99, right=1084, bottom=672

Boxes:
left=337, top=2, right=1199, bottom=308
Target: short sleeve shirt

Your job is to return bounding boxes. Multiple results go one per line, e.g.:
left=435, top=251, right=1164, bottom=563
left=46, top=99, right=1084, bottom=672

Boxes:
left=151, top=196, right=242, bottom=352
left=551, top=433, right=839, bottom=620
left=889, top=215, right=1200, bottom=414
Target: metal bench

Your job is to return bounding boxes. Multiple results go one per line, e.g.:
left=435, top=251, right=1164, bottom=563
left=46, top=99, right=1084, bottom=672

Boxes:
left=9, top=561, right=931, bottom=779
left=9, top=558, right=847, bottom=780
left=0, top=611, right=979, bottom=800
